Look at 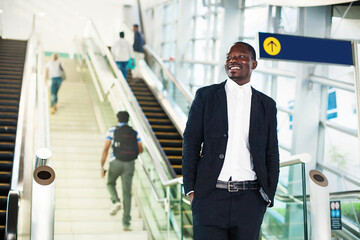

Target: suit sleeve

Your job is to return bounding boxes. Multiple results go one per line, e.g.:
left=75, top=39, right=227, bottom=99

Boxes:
left=266, top=102, right=280, bottom=206
left=182, top=89, right=205, bottom=195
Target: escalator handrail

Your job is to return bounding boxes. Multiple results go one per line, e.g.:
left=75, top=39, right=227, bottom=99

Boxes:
left=317, top=162, right=360, bottom=188
left=143, top=45, right=194, bottom=103
left=10, top=30, right=34, bottom=192
left=84, top=20, right=177, bottom=181
left=6, top=15, right=38, bottom=240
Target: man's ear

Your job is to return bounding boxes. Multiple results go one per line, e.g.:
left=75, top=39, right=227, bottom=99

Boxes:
left=252, top=60, right=258, bottom=70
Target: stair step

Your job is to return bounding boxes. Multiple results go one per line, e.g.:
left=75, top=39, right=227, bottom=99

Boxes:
left=0, top=112, right=18, bottom=119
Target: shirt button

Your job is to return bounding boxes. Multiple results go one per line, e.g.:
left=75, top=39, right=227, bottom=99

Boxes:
left=219, top=154, right=225, bottom=159
left=223, top=134, right=227, bottom=138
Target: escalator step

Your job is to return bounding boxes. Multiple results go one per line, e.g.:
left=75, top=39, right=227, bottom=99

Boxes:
left=0, top=71, right=24, bottom=76
left=0, top=142, right=14, bottom=151
left=133, top=91, right=153, bottom=96
left=148, top=118, right=171, bottom=124
left=0, top=184, right=10, bottom=196
left=0, top=197, right=7, bottom=210
left=155, top=131, right=182, bottom=139
left=0, top=99, right=19, bottom=106
left=0, top=84, right=21, bottom=90
left=0, top=134, right=16, bottom=141
left=0, top=119, right=17, bottom=126
left=0, top=94, right=20, bottom=100
left=0, top=126, right=16, bottom=134
left=0, top=151, right=13, bottom=160
left=0, top=106, right=18, bottom=112
left=136, top=96, right=157, bottom=101
left=151, top=125, right=177, bottom=132
left=0, top=112, right=18, bottom=119
left=0, top=88, right=20, bottom=94
left=138, top=101, right=159, bottom=106
left=0, top=172, right=12, bottom=183
left=141, top=106, right=163, bottom=112
left=163, top=147, right=183, bottom=155
left=158, top=139, right=182, bottom=148
left=131, top=86, right=150, bottom=91
left=0, top=210, right=6, bottom=225
left=168, top=156, right=182, bottom=165
left=144, top=112, right=167, bottom=118
left=0, top=161, right=13, bottom=172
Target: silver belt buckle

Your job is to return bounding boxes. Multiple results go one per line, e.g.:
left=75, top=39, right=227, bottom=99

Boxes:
left=227, top=181, right=238, bottom=192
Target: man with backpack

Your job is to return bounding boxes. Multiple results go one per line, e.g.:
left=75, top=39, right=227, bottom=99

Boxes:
left=100, top=111, right=143, bottom=231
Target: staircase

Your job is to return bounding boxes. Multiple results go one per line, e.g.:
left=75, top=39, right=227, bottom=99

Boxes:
left=51, top=59, right=148, bottom=240
left=0, top=38, right=27, bottom=238
left=127, top=78, right=183, bottom=177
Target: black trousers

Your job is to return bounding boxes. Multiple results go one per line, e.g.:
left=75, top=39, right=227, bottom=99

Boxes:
left=192, top=188, right=267, bottom=240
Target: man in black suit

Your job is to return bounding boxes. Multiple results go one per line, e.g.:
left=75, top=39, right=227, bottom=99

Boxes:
left=182, top=42, right=279, bottom=240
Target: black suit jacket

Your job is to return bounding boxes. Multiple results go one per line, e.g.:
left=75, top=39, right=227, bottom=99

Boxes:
left=182, top=80, right=279, bottom=207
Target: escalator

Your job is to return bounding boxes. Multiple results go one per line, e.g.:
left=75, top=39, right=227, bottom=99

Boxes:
left=127, top=77, right=183, bottom=177
left=0, top=38, right=27, bottom=237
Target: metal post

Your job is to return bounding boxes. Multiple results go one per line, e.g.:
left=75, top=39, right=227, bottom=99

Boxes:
left=302, top=163, right=309, bottom=240
left=31, top=148, right=56, bottom=240
left=180, top=186, right=183, bottom=240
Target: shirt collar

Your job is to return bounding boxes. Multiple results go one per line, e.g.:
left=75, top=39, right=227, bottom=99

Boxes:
left=226, top=78, right=252, bottom=95
left=117, top=122, right=127, bottom=127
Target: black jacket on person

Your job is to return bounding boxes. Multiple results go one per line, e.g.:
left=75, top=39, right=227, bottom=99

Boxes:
left=182, top=80, right=280, bottom=207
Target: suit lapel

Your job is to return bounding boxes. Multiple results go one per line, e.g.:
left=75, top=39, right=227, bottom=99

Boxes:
left=216, top=81, right=228, bottom=133
left=249, top=87, right=262, bottom=145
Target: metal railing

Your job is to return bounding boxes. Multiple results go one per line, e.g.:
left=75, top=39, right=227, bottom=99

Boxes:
left=5, top=15, right=39, bottom=240
left=5, top=15, right=53, bottom=240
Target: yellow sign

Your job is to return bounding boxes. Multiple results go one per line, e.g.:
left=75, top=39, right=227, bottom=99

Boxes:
left=263, top=37, right=281, bottom=56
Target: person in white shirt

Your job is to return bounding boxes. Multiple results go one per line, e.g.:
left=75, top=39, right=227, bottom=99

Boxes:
left=45, top=53, right=65, bottom=114
left=111, top=32, right=135, bottom=79
left=182, top=42, right=280, bottom=240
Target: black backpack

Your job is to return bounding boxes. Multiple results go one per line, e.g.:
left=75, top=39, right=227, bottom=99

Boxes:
left=112, top=125, right=139, bottom=161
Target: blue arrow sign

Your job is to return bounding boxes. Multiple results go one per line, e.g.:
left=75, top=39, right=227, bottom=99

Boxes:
left=258, top=32, right=354, bottom=66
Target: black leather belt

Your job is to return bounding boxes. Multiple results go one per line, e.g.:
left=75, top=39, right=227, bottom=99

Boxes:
left=216, top=180, right=260, bottom=192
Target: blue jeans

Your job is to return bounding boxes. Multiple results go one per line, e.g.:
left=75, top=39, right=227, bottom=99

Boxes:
left=116, top=61, right=129, bottom=79
left=50, top=77, right=62, bottom=107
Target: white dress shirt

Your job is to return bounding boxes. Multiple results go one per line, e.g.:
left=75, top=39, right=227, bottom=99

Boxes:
left=217, top=79, right=257, bottom=182
left=111, top=38, right=134, bottom=62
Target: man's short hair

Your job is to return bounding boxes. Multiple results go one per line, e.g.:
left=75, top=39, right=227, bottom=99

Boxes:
left=234, top=42, right=256, bottom=60
left=117, top=111, right=129, bottom=123
left=119, top=32, right=125, bottom=38
left=133, top=24, right=139, bottom=28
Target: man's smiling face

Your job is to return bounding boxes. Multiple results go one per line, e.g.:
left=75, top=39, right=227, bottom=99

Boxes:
left=225, top=43, right=257, bottom=85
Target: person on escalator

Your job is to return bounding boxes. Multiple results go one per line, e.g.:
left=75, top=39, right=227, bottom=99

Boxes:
left=45, top=53, right=65, bottom=114
left=132, top=24, right=145, bottom=79
left=100, top=111, right=143, bottom=231
left=111, top=31, right=135, bottom=79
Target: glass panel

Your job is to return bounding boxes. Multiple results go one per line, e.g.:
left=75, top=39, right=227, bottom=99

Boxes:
left=324, top=127, right=359, bottom=177
left=243, top=7, right=268, bottom=37
left=276, top=77, right=296, bottom=107
left=194, top=16, right=208, bottom=39
left=277, top=111, right=293, bottom=150
left=326, top=88, right=358, bottom=131
left=280, top=7, right=298, bottom=33
left=262, top=163, right=307, bottom=240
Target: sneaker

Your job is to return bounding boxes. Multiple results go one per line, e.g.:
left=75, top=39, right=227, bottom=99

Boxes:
left=123, top=226, right=132, bottom=231
left=109, top=202, right=121, bottom=216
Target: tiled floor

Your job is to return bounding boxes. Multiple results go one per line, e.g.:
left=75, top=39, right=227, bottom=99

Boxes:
left=50, top=59, right=148, bottom=240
